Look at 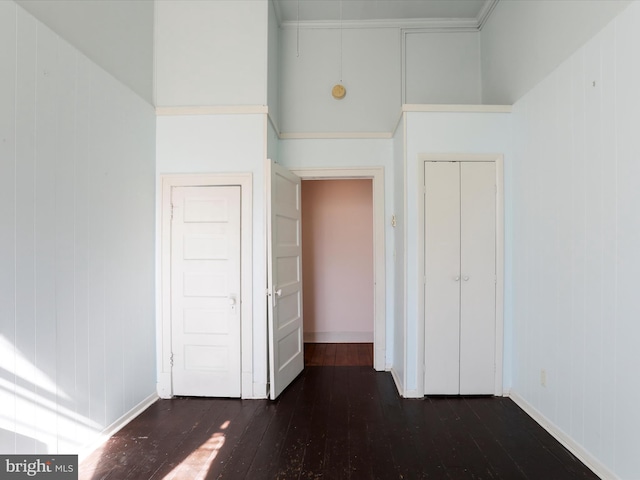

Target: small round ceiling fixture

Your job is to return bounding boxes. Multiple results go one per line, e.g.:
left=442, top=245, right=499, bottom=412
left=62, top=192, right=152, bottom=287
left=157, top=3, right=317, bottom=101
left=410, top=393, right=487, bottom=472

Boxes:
left=332, top=84, right=346, bottom=100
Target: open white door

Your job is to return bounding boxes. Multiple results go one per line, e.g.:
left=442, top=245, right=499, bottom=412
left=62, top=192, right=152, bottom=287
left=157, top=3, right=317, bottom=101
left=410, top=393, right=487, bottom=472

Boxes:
left=267, top=160, right=304, bottom=399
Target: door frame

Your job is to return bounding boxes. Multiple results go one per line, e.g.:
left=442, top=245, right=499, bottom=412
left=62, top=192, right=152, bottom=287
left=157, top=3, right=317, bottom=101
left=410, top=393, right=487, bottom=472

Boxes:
left=418, top=154, right=504, bottom=396
left=290, top=167, right=386, bottom=372
left=157, top=173, right=253, bottom=399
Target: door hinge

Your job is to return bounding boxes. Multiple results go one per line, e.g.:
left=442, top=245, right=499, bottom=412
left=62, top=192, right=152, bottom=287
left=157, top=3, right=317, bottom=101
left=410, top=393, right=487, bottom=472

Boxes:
left=494, top=275, right=497, bottom=284
left=170, top=203, right=174, bottom=220
left=169, top=352, right=174, bottom=367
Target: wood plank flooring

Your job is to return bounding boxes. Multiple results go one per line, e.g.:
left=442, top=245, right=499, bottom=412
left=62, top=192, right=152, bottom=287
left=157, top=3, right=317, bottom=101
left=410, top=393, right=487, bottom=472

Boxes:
left=304, top=342, right=373, bottom=367
left=80, top=366, right=599, bottom=480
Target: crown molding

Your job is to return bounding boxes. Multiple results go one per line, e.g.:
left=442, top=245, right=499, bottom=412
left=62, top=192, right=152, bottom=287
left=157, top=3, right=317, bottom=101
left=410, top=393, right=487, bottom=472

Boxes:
left=281, top=17, right=479, bottom=31
left=477, top=0, right=500, bottom=30
left=278, top=0, right=499, bottom=32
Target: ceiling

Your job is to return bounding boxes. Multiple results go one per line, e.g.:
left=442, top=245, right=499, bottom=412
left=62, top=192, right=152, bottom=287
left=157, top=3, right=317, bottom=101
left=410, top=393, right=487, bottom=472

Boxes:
left=273, top=0, right=498, bottom=29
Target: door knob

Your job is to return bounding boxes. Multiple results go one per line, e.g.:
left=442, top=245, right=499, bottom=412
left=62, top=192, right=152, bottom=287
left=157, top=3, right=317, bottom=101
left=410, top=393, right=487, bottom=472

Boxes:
left=463, top=276, right=469, bottom=281
left=228, top=296, right=236, bottom=306
left=454, top=276, right=460, bottom=282
left=275, top=289, right=282, bottom=296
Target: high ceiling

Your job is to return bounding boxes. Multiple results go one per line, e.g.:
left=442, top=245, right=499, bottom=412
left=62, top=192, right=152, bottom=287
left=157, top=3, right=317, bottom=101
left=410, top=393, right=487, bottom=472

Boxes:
left=273, top=0, right=498, bottom=28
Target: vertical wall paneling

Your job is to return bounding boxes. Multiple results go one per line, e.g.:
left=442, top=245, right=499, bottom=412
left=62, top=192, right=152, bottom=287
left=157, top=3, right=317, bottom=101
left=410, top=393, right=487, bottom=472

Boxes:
left=613, top=3, right=640, bottom=478
left=1, top=2, right=156, bottom=455
left=34, top=20, right=60, bottom=454
left=14, top=7, right=38, bottom=454
left=73, top=55, right=91, bottom=446
left=0, top=0, right=17, bottom=454
left=55, top=33, right=78, bottom=453
left=510, top=3, right=640, bottom=477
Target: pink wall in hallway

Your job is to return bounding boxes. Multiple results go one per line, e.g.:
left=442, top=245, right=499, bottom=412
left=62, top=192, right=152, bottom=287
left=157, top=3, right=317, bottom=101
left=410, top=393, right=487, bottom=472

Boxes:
left=301, top=179, right=374, bottom=342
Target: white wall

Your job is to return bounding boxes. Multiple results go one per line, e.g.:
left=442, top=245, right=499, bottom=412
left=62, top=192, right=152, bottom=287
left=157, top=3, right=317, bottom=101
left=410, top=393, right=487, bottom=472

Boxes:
left=403, top=111, right=512, bottom=396
left=278, top=138, right=395, bottom=367
left=509, top=2, right=640, bottom=477
left=405, top=31, right=481, bottom=105
left=279, top=26, right=400, bottom=133
left=481, top=0, right=631, bottom=105
left=16, top=0, right=154, bottom=104
left=156, top=114, right=268, bottom=397
left=268, top=0, right=281, bottom=130
left=0, top=2, right=156, bottom=454
left=392, top=116, right=406, bottom=387
left=155, top=0, right=268, bottom=107
left=278, top=26, right=483, bottom=134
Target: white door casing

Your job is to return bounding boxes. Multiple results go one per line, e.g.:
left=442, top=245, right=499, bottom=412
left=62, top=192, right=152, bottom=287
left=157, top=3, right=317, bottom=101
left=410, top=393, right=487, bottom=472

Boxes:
left=267, top=160, right=304, bottom=400
left=170, top=186, right=241, bottom=397
left=290, top=167, right=386, bottom=372
left=423, top=157, right=500, bottom=396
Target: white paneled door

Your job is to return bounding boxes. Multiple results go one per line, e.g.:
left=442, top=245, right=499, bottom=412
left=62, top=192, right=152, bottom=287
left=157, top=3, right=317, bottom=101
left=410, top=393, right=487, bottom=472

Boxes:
left=170, top=186, right=241, bottom=397
left=267, top=160, right=304, bottom=400
left=424, top=161, right=496, bottom=395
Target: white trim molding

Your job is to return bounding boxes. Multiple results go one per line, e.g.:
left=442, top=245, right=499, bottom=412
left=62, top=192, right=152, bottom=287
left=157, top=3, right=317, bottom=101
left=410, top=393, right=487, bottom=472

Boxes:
left=155, top=105, right=268, bottom=116
left=509, top=392, right=617, bottom=480
left=158, top=173, right=253, bottom=399
left=417, top=153, right=505, bottom=397
left=290, top=167, right=387, bottom=372
left=403, top=104, right=512, bottom=113
left=304, top=332, right=374, bottom=343
left=279, top=131, right=393, bottom=140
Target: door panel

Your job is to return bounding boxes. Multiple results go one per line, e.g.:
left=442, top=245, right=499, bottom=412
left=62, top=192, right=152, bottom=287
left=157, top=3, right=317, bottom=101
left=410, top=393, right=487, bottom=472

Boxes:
left=267, top=161, right=304, bottom=400
left=459, top=162, right=496, bottom=394
left=171, top=185, right=241, bottom=397
left=424, top=162, right=461, bottom=394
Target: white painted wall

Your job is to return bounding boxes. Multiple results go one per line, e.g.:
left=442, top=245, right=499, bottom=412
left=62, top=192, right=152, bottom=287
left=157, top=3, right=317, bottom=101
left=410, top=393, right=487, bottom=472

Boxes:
left=155, top=0, right=268, bottom=107
left=509, top=3, right=640, bottom=477
left=480, top=0, right=631, bottom=105
left=155, top=114, right=268, bottom=398
left=405, top=31, right=481, bottom=105
left=278, top=26, right=482, bottom=134
left=268, top=0, right=281, bottom=130
left=15, top=0, right=154, bottom=104
left=0, top=2, right=156, bottom=454
left=278, top=138, right=395, bottom=367
left=392, top=116, right=406, bottom=387
left=279, top=26, right=400, bottom=133
left=403, top=111, right=512, bottom=397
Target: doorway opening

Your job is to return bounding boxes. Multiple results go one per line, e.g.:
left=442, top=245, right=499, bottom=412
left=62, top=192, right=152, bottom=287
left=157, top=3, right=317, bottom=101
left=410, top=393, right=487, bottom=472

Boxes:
left=301, top=179, right=374, bottom=367
left=289, top=167, right=386, bottom=372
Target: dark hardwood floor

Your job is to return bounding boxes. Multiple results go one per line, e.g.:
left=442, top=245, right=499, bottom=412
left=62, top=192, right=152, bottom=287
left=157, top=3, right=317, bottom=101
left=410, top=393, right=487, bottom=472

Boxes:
left=304, top=342, right=373, bottom=367
left=80, top=364, right=598, bottom=479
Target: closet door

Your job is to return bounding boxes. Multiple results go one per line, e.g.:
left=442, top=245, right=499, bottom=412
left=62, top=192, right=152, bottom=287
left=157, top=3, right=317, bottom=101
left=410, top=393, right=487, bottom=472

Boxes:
left=424, top=161, right=496, bottom=395
left=424, top=162, right=461, bottom=394
left=459, top=162, right=496, bottom=394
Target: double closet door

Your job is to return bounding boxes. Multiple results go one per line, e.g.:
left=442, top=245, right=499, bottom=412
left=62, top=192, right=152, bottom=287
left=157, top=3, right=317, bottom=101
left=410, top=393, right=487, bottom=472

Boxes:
left=424, top=161, right=496, bottom=395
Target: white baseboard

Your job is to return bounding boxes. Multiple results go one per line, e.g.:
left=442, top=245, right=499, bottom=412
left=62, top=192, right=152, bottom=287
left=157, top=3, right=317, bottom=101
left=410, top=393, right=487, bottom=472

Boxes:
left=389, top=367, right=404, bottom=396
left=304, top=332, right=373, bottom=343
left=79, top=392, right=158, bottom=460
left=508, top=392, right=617, bottom=480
